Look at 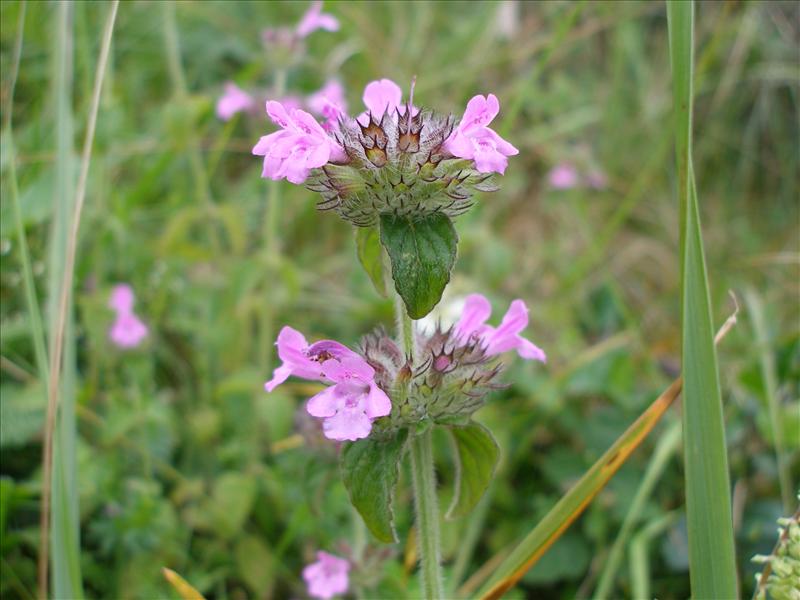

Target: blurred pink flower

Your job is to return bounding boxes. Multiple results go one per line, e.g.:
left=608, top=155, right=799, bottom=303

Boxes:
left=264, top=326, right=391, bottom=441
left=548, top=162, right=579, bottom=189
left=109, top=313, right=148, bottom=349
left=454, top=294, right=546, bottom=362
left=252, top=100, right=346, bottom=184
left=302, top=551, right=350, bottom=599
left=296, top=1, right=339, bottom=38
left=108, top=284, right=148, bottom=349
left=445, top=94, right=518, bottom=174
left=307, top=80, right=348, bottom=130
left=109, top=284, right=135, bottom=314
left=216, top=82, right=256, bottom=121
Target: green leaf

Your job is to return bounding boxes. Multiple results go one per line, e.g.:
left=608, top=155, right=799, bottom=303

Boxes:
left=668, top=3, right=738, bottom=599
left=209, top=472, right=257, bottom=538
left=234, top=535, right=274, bottom=597
left=355, top=226, right=387, bottom=297
left=379, top=213, right=458, bottom=319
left=341, top=428, right=409, bottom=543
left=446, top=422, right=499, bottom=520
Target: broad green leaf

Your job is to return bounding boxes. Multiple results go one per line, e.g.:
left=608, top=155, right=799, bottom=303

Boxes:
left=379, top=213, right=458, bottom=319
left=355, top=226, right=387, bottom=297
left=341, top=428, right=409, bottom=543
left=668, top=3, right=738, bottom=599
left=446, top=422, right=499, bottom=520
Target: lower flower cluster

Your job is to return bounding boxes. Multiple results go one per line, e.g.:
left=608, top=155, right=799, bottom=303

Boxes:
left=264, top=293, right=545, bottom=441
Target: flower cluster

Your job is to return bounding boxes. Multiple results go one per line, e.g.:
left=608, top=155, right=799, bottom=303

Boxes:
left=253, top=77, right=519, bottom=226
left=265, top=294, right=544, bottom=440
left=108, top=284, right=148, bottom=349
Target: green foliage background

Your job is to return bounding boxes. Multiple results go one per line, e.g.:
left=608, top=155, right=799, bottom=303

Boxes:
left=1, top=1, right=798, bottom=598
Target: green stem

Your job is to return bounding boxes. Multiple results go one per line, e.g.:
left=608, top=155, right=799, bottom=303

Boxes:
left=410, top=428, right=444, bottom=599
left=392, top=293, right=442, bottom=598
left=396, top=297, right=416, bottom=361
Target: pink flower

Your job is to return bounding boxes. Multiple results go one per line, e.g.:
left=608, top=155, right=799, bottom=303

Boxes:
left=296, top=1, right=339, bottom=38
left=264, top=326, right=360, bottom=392
left=302, top=551, right=350, bottom=599
left=108, top=284, right=148, bottom=349
left=445, top=94, right=519, bottom=174
left=216, top=82, right=255, bottom=121
left=252, top=100, right=347, bottom=184
left=265, top=326, right=392, bottom=441
left=307, top=80, right=348, bottom=131
left=358, top=78, right=418, bottom=125
left=362, top=79, right=403, bottom=117
left=548, top=162, right=579, bottom=189
left=454, top=294, right=546, bottom=362
left=109, top=312, right=148, bottom=349
left=109, top=284, right=135, bottom=313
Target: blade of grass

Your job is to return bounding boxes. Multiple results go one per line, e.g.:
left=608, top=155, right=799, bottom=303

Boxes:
left=162, top=568, right=206, bottom=600
left=667, top=2, right=738, bottom=598
left=5, top=3, right=48, bottom=382
left=592, top=420, right=681, bottom=599
left=474, top=306, right=738, bottom=599
left=743, top=288, right=793, bottom=513
left=39, top=3, right=119, bottom=597
left=629, top=510, right=680, bottom=600
left=40, top=5, right=79, bottom=597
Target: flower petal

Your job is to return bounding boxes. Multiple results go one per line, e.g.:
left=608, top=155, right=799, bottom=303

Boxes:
left=515, top=337, right=547, bottom=362
left=264, top=364, right=292, bottom=392
left=307, top=386, right=340, bottom=418
left=454, top=293, right=492, bottom=341
left=322, top=407, right=373, bottom=441
left=362, top=79, right=402, bottom=117
left=364, top=382, right=392, bottom=418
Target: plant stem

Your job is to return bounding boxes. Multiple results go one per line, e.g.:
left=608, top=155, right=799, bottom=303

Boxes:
left=410, top=428, right=444, bottom=599
left=392, top=295, right=442, bottom=598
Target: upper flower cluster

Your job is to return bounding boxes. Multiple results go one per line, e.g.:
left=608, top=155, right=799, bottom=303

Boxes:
left=265, top=294, right=544, bottom=440
left=253, top=78, right=519, bottom=226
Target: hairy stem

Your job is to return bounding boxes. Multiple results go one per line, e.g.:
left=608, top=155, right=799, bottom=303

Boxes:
left=393, top=294, right=442, bottom=598
left=410, top=428, right=444, bottom=599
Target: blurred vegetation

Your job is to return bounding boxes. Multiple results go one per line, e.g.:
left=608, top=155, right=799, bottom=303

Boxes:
left=1, top=1, right=798, bottom=598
